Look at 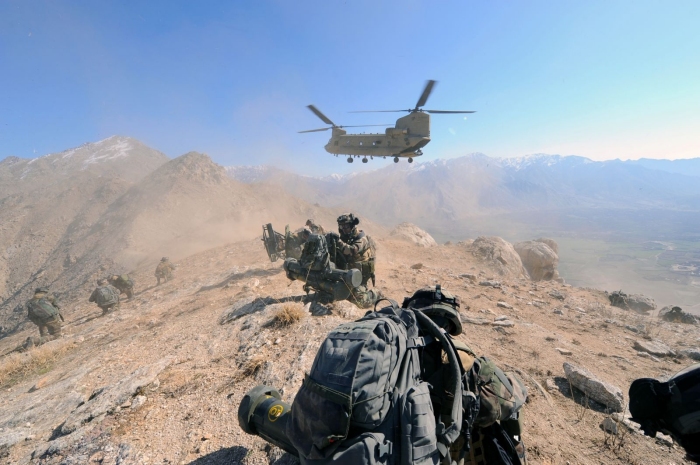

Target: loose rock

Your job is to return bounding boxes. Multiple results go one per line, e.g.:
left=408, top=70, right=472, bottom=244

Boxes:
left=563, top=362, right=624, bottom=412
left=497, top=301, right=513, bottom=309
left=633, top=340, right=675, bottom=357
left=601, top=417, right=619, bottom=435
left=556, top=348, right=572, bottom=356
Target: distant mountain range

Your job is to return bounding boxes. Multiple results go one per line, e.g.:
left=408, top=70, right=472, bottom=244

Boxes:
left=226, top=154, right=700, bottom=240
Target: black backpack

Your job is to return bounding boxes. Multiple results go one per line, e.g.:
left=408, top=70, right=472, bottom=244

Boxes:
left=286, top=301, right=468, bottom=465
left=630, top=363, right=700, bottom=461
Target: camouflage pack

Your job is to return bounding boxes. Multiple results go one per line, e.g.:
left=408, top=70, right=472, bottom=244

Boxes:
left=299, top=233, right=330, bottom=272
left=27, top=298, right=59, bottom=324
left=469, top=356, right=527, bottom=428
left=95, top=286, right=119, bottom=306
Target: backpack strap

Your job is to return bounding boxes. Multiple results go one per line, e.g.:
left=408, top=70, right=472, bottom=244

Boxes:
left=412, top=309, right=463, bottom=460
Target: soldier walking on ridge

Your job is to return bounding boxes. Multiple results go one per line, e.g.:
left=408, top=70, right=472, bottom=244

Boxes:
left=155, top=257, right=175, bottom=285
left=89, top=279, right=120, bottom=315
left=24, top=287, right=63, bottom=348
left=108, top=274, right=135, bottom=300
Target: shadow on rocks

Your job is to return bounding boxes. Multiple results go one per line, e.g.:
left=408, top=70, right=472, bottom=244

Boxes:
left=553, top=376, right=611, bottom=414
left=197, top=268, right=283, bottom=293
left=219, top=295, right=308, bottom=325
left=187, top=446, right=300, bottom=465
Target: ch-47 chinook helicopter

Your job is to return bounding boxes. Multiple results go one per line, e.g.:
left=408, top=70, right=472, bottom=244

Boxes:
left=299, top=80, right=475, bottom=163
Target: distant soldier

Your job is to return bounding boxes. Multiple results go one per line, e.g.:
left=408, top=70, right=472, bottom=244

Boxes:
left=305, top=219, right=325, bottom=235
left=24, top=287, right=63, bottom=347
left=89, top=279, right=120, bottom=315
left=108, top=274, right=135, bottom=300
left=155, top=257, right=176, bottom=285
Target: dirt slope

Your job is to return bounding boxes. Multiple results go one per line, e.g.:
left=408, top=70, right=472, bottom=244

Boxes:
left=1, top=236, right=697, bottom=465
left=0, top=148, right=344, bottom=338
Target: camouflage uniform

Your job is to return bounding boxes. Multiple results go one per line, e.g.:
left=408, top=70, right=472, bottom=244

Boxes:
left=25, top=288, right=63, bottom=347
left=155, top=257, right=175, bottom=285
left=305, top=219, right=325, bottom=235
left=89, top=280, right=121, bottom=315
left=336, top=214, right=378, bottom=308
left=108, top=274, right=134, bottom=299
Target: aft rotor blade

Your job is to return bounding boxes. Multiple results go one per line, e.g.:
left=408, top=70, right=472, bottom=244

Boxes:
left=348, top=110, right=410, bottom=113
left=340, top=124, right=394, bottom=128
left=416, top=80, right=437, bottom=108
left=298, top=127, right=331, bottom=133
left=425, top=110, right=477, bottom=114
left=307, top=105, right=335, bottom=126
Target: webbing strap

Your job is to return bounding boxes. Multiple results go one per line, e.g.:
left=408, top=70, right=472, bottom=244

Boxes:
left=303, top=374, right=351, bottom=407
left=494, top=368, right=514, bottom=397
left=407, top=335, right=435, bottom=349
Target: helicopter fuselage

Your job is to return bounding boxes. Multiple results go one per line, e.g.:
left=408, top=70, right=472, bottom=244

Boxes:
left=325, top=112, right=431, bottom=158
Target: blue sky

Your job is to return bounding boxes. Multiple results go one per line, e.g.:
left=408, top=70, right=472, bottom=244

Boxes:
left=1, top=0, right=699, bottom=174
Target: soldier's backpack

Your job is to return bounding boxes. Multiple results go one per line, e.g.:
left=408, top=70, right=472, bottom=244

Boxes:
left=95, top=286, right=119, bottom=306
left=27, top=298, right=59, bottom=324
left=286, top=301, right=467, bottom=465
left=629, top=363, right=700, bottom=460
left=119, top=274, right=134, bottom=288
left=299, top=233, right=330, bottom=272
left=450, top=345, right=528, bottom=465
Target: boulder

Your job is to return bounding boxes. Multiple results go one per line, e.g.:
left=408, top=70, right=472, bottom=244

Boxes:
left=388, top=223, right=437, bottom=247
left=658, top=306, right=698, bottom=325
left=514, top=240, right=560, bottom=281
left=535, top=237, right=559, bottom=255
left=608, top=290, right=656, bottom=314
left=681, top=349, right=700, bottom=361
left=468, top=237, right=528, bottom=279
left=563, top=362, right=624, bottom=412
left=633, top=340, right=675, bottom=357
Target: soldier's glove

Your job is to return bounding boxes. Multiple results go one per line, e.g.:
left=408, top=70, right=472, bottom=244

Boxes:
left=342, top=245, right=353, bottom=255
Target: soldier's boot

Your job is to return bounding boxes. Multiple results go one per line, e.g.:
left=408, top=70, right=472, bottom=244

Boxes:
left=23, top=337, right=35, bottom=350
left=349, top=287, right=382, bottom=309
left=126, top=289, right=134, bottom=300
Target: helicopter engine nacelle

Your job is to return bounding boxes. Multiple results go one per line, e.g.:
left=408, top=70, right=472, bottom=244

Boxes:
left=385, top=128, right=408, bottom=136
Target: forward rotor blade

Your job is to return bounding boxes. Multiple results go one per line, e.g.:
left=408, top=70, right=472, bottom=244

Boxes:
left=425, top=110, right=477, bottom=114
left=416, top=80, right=437, bottom=108
left=298, top=127, right=331, bottom=133
left=348, top=110, right=410, bottom=113
left=307, top=105, right=335, bottom=126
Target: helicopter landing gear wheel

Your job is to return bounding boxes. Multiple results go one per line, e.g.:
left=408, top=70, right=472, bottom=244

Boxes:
left=362, top=157, right=368, bottom=163
left=408, top=157, right=413, bottom=163
left=393, top=157, right=399, bottom=163
left=347, top=157, right=353, bottom=163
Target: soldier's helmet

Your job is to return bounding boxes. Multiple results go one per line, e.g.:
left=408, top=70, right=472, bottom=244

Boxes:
left=97, top=278, right=107, bottom=285
left=402, top=284, right=463, bottom=336
left=337, top=213, right=360, bottom=236
left=161, top=257, right=168, bottom=262
left=35, top=287, right=49, bottom=294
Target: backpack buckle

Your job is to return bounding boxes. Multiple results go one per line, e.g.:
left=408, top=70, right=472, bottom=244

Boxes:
left=377, top=440, right=393, bottom=458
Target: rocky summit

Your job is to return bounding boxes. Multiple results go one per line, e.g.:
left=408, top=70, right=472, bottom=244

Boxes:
left=0, top=138, right=698, bottom=465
